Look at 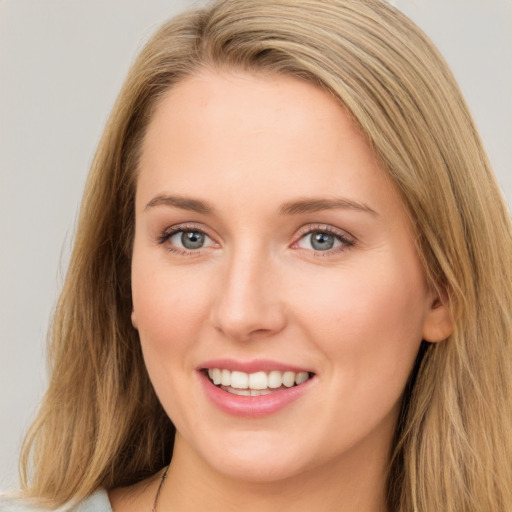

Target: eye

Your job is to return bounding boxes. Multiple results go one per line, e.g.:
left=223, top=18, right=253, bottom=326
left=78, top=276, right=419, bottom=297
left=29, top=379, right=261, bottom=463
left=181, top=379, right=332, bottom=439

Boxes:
left=295, top=228, right=354, bottom=253
left=157, top=225, right=216, bottom=254
left=169, top=230, right=210, bottom=250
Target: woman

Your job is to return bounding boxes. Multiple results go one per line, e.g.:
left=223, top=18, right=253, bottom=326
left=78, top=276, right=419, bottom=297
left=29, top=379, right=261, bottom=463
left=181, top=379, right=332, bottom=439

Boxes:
left=3, top=0, right=511, bottom=510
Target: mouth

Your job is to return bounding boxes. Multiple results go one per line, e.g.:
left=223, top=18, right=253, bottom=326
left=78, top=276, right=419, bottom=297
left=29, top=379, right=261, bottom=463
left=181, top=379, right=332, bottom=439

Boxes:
left=203, top=368, right=315, bottom=396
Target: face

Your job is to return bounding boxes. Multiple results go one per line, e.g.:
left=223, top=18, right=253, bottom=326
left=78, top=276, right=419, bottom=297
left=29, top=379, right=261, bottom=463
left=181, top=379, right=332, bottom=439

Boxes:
left=131, top=70, right=451, bottom=484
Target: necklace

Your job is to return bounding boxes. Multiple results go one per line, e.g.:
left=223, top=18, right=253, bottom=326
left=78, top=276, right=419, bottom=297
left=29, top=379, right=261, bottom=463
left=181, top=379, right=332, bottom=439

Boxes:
left=151, top=465, right=170, bottom=512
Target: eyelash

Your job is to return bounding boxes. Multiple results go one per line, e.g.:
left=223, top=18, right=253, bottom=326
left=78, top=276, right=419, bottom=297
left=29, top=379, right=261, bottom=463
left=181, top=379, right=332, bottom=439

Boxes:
left=156, top=223, right=214, bottom=256
left=293, top=225, right=355, bottom=257
left=156, top=223, right=356, bottom=256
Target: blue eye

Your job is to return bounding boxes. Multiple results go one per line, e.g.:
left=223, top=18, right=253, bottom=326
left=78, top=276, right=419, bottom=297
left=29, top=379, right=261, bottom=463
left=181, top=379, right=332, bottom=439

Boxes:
left=297, top=230, right=352, bottom=252
left=310, top=232, right=337, bottom=251
left=161, top=228, right=215, bottom=252
left=171, top=230, right=206, bottom=249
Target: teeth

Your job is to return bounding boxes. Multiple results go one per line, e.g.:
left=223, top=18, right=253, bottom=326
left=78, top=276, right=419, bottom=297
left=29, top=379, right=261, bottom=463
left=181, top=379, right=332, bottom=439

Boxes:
left=282, top=371, right=295, bottom=388
left=211, top=368, right=222, bottom=385
left=251, top=389, right=272, bottom=396
left=229, top=388, right=251, bottom=396
left=248, top=371, right=267, bottom=390
left=268, top=371, right=282, bottom=388
left=221, top=369, right=231, bottom=387
left=231, top=371, right=249, bottom=389
left=295, top=372, right=309, bottom=385
left=207, top=368, right=310, bottom=390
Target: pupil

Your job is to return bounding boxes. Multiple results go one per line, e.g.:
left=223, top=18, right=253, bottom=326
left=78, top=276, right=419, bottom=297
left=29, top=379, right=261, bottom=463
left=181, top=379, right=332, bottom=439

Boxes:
left=311, top=232, right=334, bottom=251
left=181, top=231, right=205, bottom=249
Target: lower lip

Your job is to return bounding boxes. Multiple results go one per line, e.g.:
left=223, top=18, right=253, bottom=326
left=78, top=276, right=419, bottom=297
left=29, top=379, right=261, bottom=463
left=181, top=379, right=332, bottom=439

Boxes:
left=200, top=372, right=314, bottom=418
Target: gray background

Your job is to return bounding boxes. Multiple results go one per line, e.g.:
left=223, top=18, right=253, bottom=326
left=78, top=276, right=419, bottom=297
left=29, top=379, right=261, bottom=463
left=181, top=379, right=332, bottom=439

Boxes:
left=1, top=0, right=511, bottom=489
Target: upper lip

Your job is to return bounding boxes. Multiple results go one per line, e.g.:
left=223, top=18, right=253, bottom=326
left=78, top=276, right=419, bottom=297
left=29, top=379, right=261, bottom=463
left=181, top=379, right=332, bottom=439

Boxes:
left=198, top=358, right=314, bottom=374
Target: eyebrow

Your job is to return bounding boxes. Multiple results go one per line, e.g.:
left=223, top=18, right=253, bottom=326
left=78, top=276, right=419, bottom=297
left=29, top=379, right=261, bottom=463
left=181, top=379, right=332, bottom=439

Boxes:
left=279, top=198, right=378, bottom=217
left=145, top=194, right=214, bottom=214
left=144, top=194, right=378, bottom=217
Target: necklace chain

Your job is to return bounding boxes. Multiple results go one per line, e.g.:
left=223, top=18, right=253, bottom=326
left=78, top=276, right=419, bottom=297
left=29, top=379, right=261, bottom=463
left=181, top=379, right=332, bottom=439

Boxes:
left=151, top=465, right=170, bottom=512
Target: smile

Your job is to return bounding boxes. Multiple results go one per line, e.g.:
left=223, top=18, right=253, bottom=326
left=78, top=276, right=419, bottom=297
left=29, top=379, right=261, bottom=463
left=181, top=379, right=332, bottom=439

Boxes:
left=199, top=360, right=316, bottom=417
left=206, top=368, right=312, bottom=396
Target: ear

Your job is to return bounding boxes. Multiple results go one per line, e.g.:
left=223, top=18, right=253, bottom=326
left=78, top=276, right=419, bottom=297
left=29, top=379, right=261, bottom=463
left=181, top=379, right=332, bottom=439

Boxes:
left=422, top=288, right=453, bottom=343
left=131, top=308, right=138, bottom=330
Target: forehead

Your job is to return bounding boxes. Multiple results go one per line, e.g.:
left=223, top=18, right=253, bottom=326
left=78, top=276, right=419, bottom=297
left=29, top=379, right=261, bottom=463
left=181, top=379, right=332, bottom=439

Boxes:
left=136, top=69, right=401, bottom=219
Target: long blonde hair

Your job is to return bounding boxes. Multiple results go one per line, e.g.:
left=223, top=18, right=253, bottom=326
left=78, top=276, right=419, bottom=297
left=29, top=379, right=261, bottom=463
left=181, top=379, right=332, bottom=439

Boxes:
left=21, top=1, right=512, bottom=510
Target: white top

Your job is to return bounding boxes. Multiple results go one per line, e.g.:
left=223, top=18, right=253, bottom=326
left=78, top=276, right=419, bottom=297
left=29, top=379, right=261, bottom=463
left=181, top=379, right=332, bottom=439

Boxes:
left=0, top=488, right=112, bottom=512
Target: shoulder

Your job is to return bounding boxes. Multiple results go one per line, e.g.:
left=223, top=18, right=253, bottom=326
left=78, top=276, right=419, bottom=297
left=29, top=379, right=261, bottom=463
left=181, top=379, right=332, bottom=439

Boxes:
left=0, top=489, right=112, bottom=512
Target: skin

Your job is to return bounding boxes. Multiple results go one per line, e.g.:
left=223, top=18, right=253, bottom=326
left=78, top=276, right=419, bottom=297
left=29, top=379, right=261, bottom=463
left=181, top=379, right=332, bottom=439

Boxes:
left=110, top=70, right=452, bottom=512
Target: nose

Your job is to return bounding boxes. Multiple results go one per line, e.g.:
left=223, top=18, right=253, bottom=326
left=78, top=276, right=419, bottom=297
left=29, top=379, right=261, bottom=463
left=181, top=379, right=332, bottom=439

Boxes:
left=209, top=247, right=287, bottom=342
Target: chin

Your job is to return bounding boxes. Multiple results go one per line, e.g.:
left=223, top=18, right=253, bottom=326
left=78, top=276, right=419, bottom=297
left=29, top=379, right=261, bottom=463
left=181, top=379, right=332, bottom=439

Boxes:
left=191, top=429, right=314, bottom=484
left=210, top=452, right=309, bottom=484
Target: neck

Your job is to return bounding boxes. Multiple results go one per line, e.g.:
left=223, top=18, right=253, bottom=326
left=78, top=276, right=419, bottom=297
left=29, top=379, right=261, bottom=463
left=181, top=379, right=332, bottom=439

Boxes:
left=158, top=433, right=390, bottom=512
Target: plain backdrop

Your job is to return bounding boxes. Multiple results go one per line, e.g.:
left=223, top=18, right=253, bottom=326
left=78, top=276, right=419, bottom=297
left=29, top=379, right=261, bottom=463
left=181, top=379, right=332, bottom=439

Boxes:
left=1, top=0, right=511, bottom=489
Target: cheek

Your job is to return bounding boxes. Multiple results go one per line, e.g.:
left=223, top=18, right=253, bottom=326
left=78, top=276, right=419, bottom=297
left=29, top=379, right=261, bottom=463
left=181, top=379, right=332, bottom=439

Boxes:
left=298, top=260, right=425, bottom=336
left=131, top=258, right=214, bottom=425
left=131, top=257, right=212, bottom=363
left=292, top=256, right=427, bottom=390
